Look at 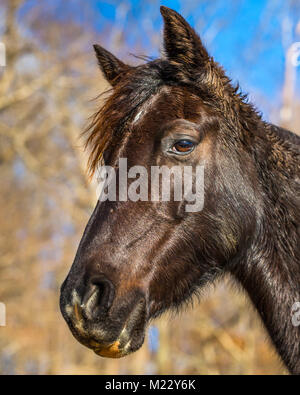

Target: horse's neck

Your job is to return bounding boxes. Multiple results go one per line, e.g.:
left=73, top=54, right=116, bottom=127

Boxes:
left=231, top=226, right=300, bottom=373
left=231, top=128, right=300, bottom=373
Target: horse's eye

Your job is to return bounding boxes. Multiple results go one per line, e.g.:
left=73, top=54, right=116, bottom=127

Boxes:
left=172, top=140, right=195, bottom=154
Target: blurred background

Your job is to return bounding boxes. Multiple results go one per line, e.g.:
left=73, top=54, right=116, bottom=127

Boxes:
left=0, top=0, right=299, bottom=375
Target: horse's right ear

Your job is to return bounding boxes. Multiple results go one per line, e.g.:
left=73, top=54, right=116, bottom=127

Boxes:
left=93, top=44, right=130, bottom=86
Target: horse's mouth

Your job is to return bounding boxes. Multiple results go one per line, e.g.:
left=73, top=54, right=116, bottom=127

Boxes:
left=61, top=292, right=147, bottom=358
left=93, top=299, right=147, bottom=358
left=87, top=322, right=144, bottom=358
left=93, top=340, right=123, bottom=358
left=90, top=325, right=143, bottom=358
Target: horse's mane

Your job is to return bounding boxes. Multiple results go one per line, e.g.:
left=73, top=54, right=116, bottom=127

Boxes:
left=270, top=124, right=300, bottom=147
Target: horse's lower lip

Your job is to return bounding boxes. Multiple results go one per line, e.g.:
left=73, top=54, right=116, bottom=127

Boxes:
left=93, top=340, right=124, bottom=358
left=89, top=328, right=131, bottom=358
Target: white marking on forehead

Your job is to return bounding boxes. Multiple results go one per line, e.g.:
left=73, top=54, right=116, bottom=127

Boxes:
left=131, top=92, right=161, bottom=125
left=133, top=109, right=143, bottom=124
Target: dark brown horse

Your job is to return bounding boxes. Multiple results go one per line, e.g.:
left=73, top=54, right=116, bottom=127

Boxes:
left=60, top=7, right=300, bottom=373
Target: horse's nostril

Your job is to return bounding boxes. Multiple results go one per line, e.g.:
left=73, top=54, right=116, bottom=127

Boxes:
left=82, top=275, right=115, bottom=319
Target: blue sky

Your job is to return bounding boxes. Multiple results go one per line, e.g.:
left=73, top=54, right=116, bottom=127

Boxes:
left=89, top=0, right=300, bottom=121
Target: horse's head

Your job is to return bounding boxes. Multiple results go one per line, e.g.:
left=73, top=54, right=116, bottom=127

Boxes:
left=60, top=7, right=259, bottom=358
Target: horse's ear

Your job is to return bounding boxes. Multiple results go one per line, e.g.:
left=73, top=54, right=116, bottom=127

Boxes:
left=93, top=44, right=130, bottom=86
left=160, top=6, right=210, bottom=69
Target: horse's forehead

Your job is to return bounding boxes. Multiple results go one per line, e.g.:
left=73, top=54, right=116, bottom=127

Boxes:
left=106, top=84, right=212, bottom=163
left=131, top=85, right=207, bottom=129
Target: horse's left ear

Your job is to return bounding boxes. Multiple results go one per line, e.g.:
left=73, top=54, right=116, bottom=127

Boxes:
left=93, top=44, right=131, bottom=86
left=160, top=6, right=210, bottom=70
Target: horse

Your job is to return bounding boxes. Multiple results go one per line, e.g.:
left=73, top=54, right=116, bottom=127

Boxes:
left=60, top=7, right=300, bottom=374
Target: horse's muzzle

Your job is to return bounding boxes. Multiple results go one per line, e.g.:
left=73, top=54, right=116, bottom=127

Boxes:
left=60, top=276, right=147, bottom=358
